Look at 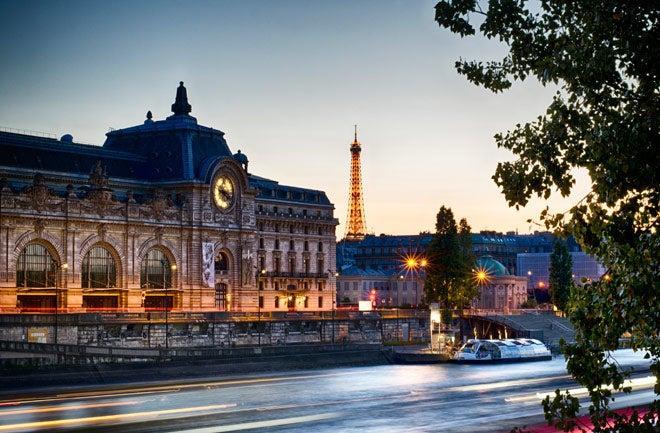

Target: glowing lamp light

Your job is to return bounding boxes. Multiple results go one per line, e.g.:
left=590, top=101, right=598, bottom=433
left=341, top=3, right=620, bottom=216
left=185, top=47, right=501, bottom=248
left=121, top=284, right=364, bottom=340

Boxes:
left=473, top=267, right=491, bottom=285
left=538, top=281, right=546, bottom=288
left=420, top=258, right=428, bottom=267
left=602, top=274, right=611, bottom=282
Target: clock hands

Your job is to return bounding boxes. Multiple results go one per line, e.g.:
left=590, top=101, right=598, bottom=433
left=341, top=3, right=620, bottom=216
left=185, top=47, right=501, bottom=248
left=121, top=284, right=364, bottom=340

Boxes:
left=219, top=188, right=232, bottom=202
left=214, top=176, right=234, bottom=209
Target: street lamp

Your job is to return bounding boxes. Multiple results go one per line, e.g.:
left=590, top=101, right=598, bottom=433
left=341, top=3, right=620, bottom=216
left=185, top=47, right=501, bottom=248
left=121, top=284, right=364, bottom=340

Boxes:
left=55, top=263, right=68, bottom=345
left=255, top=266, right=266, bottom=346
left=259, top=269, right=265, bottom=346
left=526, top=270, right=536, bottom=301
left=396, top=274, right=404, bottom=340
left=162, top=261, right=176, bottom=350
left=327, top=269, right=338, bottom=344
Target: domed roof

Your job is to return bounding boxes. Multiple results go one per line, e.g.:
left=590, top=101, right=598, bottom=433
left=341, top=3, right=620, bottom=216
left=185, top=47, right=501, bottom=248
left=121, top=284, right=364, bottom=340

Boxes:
left=233, top=149, right=248, bottom=164
left=475, top=255, right=509, bottom=276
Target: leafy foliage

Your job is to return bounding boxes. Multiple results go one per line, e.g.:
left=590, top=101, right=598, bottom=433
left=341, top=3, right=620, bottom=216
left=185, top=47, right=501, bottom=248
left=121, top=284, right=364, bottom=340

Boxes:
left=549, top=239, right=573, bottom=311
left=424, top=207, right=477, bottom=318
left=434, top=1, right=659, bottom=431
left=520, top=298, right=538, bottom=309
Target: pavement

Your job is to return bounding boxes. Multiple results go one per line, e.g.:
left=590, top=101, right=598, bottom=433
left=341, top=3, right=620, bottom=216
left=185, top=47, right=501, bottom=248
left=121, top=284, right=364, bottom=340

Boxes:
left=0, top=349, right=654, bottom=432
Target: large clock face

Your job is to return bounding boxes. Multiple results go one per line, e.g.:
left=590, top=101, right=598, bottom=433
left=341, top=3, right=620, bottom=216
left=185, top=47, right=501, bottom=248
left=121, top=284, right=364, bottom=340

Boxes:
left=213, top=175, right=235, bottom=210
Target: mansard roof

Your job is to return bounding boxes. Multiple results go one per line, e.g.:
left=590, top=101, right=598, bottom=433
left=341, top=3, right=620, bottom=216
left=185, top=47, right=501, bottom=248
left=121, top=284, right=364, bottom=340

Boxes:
left=0, top=82, right=334, bottom=208
left=0, top=131, right=152, bottom=181
left=249, top=174, right=332, bottom=206
left=357, top=234, right=433, bottom=248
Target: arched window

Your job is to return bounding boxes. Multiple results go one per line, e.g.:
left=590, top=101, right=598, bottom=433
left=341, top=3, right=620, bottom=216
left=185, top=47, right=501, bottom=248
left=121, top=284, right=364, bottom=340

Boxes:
left=140, top=248, right=172, bottom=289
left=215, top=252, right=229, bottom=275
left=318, top=242, right=323, bottom=252
left=82, top=246, right=117, bottom=288
left=16, top=243, right=58, bottom=287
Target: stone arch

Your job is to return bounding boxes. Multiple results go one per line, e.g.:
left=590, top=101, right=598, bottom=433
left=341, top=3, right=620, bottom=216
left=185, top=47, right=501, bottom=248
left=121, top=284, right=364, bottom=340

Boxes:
left=11, top=230, right=64, bottom=274
left=213, top=243, right=235, bottom=273
left=77, top=237, right=125, bottom=289
left=137, top=238, right=181, bottom=288
left=203, top=156, right=250, bottom=191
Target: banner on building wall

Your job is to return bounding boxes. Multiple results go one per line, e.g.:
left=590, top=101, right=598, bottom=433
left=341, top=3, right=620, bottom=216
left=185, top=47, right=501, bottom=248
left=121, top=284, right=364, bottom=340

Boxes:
left=28, top=327, right=49, bottom=343
left=201, top=242, right=215, bottom=288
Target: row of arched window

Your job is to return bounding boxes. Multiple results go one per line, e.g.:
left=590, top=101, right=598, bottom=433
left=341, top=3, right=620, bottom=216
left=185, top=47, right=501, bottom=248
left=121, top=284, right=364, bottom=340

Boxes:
left=15, top=242, right=176, bottom=289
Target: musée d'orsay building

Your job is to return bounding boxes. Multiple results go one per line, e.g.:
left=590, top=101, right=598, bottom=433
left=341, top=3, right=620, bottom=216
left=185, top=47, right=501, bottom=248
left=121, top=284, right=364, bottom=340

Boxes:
left=0, top=82, right=338, bottom=313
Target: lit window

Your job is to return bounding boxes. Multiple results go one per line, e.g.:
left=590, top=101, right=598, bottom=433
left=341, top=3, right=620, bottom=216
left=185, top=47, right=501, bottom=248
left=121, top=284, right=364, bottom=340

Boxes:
left=140, top=248, right=172, bottom=289
left=82, top=246, right=117, bottom=288
left=16, top=243, right=58, bottom=287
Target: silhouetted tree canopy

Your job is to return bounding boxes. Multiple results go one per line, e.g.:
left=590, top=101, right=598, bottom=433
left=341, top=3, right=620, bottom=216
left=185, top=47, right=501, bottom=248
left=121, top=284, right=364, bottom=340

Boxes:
left=425, top=207, right=477, bottom=322
left=549, top=239, right=572, bottom=312
left=435, top=1, right=658, bottom=431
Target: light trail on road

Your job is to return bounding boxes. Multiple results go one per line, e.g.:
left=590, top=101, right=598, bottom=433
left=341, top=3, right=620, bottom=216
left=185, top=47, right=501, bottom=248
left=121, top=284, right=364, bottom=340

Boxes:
left=0, top=349, right=652, bottom=433
left=0, top=404, right=236, bottom=431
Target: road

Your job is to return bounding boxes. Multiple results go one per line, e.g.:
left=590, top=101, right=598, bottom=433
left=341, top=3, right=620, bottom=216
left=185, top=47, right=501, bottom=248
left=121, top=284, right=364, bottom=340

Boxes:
left=0, top=349, right=654, bottom=433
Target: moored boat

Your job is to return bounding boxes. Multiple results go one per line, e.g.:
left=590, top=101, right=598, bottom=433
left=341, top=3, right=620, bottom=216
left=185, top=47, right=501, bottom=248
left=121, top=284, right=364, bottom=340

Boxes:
left=452, top=338, right=552, bottom=363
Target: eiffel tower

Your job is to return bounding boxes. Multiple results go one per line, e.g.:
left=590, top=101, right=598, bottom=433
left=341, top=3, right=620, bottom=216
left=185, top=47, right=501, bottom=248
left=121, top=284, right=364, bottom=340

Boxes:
left=345, top=126, right=367, bottom=241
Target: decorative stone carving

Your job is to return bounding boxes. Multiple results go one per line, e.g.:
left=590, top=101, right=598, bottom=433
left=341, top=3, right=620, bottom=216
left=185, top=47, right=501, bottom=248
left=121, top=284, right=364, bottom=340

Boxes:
left=241, top=245, right=253, bottom=286
left=89, top=161, right=108, bottom=189
left=149, top=189, right=169, bottom=221
left=201, top=242, right=215, bottom=288
left=97, top=223, right=108, bottom=241
left=26, top=174, right=52, bottom=212
left=85, top=162, right=116, bottom=217
left=33, top=218, right=45, bottom=235
left=66, top=184, right=76, bottom=198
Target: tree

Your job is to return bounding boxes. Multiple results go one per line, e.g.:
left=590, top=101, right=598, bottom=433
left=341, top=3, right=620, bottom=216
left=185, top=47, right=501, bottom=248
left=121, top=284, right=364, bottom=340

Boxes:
left=424, top=207, right=476, bottom=321
left=520, top=298, right=538, bottom=309
left=434, top=1, right=658, bottom=431
left=457, top=218, right=478, bottom=307
left=549, top=239, right=573, bottom=312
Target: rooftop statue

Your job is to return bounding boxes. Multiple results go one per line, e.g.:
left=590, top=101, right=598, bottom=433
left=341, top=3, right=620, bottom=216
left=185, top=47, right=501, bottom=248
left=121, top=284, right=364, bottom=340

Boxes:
left=171, top=81, right=192, bottom=116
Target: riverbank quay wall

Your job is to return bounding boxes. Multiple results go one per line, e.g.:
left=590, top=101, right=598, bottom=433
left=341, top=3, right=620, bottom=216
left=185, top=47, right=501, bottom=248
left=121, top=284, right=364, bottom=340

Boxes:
left=0, top=310, right=428, bottom=363
left=0, top=342, right=389, bottom=388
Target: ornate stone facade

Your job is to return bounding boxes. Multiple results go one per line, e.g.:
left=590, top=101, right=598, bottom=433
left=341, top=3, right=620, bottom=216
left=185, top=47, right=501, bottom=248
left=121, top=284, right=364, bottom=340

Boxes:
left=0, top=83, right=337, bottom=313
left=472, top=256, right=528, bottom=311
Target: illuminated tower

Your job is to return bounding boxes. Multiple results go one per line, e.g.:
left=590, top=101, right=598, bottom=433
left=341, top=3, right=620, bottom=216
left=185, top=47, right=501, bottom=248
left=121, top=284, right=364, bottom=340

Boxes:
left=345, top=126, right=367, bottom=241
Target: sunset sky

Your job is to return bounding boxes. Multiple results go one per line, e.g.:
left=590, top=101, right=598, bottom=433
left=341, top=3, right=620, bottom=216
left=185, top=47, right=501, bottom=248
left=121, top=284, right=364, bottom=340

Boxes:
left=0, top=0, right=590, bottom=236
